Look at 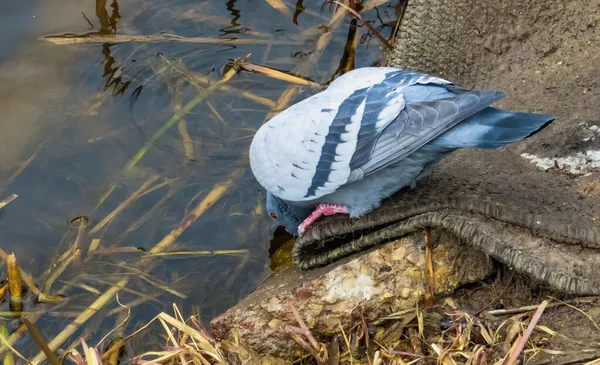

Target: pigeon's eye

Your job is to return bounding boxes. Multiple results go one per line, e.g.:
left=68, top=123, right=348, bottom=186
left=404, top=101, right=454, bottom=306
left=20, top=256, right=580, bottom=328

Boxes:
left=269, top=212, right=278, bottom=220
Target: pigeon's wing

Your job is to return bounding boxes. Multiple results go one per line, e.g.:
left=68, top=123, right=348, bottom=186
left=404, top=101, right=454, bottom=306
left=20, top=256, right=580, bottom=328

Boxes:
left=250, top=67, right=451, bottom=202
left=349, top=89, right=505, bottom=177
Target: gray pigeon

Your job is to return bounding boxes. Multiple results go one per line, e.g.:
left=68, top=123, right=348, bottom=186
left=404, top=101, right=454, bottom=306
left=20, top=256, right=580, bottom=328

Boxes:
left=249, top=67, right=553, bottom=236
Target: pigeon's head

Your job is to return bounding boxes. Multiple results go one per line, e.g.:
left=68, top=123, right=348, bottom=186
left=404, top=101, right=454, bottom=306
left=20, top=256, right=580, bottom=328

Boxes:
left=266, top=192, right=312, bottom=236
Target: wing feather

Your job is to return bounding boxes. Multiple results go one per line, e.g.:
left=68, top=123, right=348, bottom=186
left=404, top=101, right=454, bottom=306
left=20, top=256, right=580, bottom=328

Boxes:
left=355, top=90, right=505, bottom=175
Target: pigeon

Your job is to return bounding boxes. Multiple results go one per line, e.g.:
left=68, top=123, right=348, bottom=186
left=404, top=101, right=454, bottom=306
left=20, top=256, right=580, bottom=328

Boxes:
left=249, top=67, right=554, bottom=236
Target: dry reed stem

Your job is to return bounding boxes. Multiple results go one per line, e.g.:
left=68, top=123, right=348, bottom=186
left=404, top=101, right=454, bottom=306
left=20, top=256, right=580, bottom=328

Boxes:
left=178, top=120, right=194, bottom=160
left=119, top=187, right=179, bottom=236
left=105, top=337, right=124, bottom=365
left=430, top=343, right=457, bottom=365
left=144, top=249, right=248, bottom=257
left=286, top=328, right=321, bottom=361
left=266, top=0, right=292, bottom=17
left=21, top=317, right=61, bottom=365
left=265, top=0, right=390, bottom=120
left=407, top=328, right=423, bottom=359
left=89, top=175, right=160, bottom=234
left=97, top=67, right=237, bottom=207
left=235, top=61, right=324, bottom=89
left=483, top=299, right=581, bottom=316
left=30, top=167, right=244, bottom=364
left=289, top=304, right=319, bottom=350
left=156, top=314, right=189, bottom=365
left=167, top=69, right=195, bottom=161
left=6, top=254, right=22, bottom=299
left=144, top=167, right=244, bottom=259
left=0, top=283, right=7, bottom=300
left=0, top=314, right=41, bottom=358
left=79, top=277, right=163, bottom=305
left=87, top=247, right=145, bottom=255
left=264, top=1, right=346, bottom=120
left=206, top=100, right=227, bottom=125
left=0, top=325, right=15, bottom=365
left=344, top=20, right=359, bottom=73
left=505, top=300, right=549, bottom=365
left=157, top=312, right=227, bottom=363
left=332, top=1, right=394, bottom=50
left=112, top=268, right=188, bottom=299
left=57, top=281, right=100, bottom=296
left=29, top=277, right=130, bottom=365
left=423, top=228, right=435, bottom=307
left=41, top=217, right=88, bottom=293
left=0, top=194, right=18, bottom=210
left=42, top=33, right=301, bottom=45
left=0, top=140, right=45, bottom=194
left=267, top=0, right=292, bottom=18
left=35, top=293, right=66, bottom=304
left=190, top=74, right=276, bottom=108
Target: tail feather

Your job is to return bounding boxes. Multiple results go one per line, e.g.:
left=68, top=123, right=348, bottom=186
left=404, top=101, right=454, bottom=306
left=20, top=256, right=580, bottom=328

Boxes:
left=432, top=107, right=554, bottom=149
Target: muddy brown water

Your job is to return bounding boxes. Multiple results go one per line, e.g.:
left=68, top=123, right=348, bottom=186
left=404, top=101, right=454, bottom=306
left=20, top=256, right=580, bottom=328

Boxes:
left=0, top=0, right=399, bottom=358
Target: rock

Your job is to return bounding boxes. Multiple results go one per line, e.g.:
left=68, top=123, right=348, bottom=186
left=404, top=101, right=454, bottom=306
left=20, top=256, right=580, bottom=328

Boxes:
left=211, top=230, right=493, bottom=359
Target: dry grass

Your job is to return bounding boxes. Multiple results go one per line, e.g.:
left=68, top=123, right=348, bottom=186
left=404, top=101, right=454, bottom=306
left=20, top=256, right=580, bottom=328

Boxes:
left=11, top=296, right=594, bottom=365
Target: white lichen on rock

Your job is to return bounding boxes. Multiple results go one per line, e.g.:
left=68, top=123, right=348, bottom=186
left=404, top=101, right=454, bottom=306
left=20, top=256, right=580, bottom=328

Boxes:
left=324, top=262, right=378, bottom=302
left=521, top=150, right=600, bottom=175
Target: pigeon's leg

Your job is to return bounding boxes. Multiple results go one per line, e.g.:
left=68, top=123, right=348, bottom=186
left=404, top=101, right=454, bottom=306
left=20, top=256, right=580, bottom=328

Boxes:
left=298, top=204, right=348, bottom=235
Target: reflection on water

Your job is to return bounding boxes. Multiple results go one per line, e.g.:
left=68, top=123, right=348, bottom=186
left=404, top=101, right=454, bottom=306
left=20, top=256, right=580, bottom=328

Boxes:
left=0, top=0, right=400, bottom=358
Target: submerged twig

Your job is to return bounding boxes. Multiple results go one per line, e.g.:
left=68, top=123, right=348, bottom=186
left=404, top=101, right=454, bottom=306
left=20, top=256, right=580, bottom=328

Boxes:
left=234, top=60, right=324, bottom=89
left=333, top=1, right=394, bottom=50
left=144, top=249, right=248, bottom=257
left=190, top=73, right=276, bottom=108
left=41, top=217, right=88, bottom=293
left=42, top=32, right=301, bottom=45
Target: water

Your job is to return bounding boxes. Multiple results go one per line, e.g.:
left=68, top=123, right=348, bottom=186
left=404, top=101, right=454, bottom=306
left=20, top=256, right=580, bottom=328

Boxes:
left=0, top=0, right=399, bottom=358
